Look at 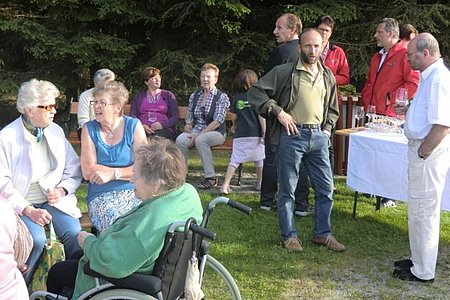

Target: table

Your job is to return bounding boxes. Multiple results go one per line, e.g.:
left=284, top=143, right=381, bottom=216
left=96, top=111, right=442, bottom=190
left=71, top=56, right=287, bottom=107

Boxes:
left=334, top=127, right=365, bottom=175
left=346, top=130, right=450, bottom=218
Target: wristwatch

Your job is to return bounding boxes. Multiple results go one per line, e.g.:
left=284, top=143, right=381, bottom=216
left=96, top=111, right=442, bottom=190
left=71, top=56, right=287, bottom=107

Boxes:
left=114, top=168, right=121, bottom=180
left=417, top=149, right=426, bottom=160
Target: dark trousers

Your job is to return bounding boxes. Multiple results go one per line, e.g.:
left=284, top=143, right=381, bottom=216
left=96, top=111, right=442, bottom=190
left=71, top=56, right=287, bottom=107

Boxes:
left=260, top=144, right=310, bottom=211
left=47, top=259, right=79, bottom=297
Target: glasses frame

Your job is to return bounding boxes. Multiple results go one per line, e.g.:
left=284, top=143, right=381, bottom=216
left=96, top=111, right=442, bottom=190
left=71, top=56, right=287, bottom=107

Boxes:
left=36, top=104, right=57, bottom=111
left=90, top=100, right=114, bottom=107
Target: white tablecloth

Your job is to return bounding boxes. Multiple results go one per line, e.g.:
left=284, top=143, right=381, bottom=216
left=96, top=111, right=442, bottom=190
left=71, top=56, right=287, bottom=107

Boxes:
left=346, top=130, right=450, bottom=211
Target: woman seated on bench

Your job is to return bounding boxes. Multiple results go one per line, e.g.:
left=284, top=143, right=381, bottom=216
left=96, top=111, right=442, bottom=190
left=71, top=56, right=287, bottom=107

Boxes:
left=130, top=66, right=179, bottom=141
left=80, top=81, right=147, bottom=232
left=47, top=138, right=204, bottom=299
left=176, top=63, right=230, bottom=190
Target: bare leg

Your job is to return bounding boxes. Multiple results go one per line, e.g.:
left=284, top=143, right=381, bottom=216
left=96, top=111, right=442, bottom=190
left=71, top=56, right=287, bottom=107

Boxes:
left=255, top=165, right=263, bottom=190
left=220, top=165, right=236, bottom=194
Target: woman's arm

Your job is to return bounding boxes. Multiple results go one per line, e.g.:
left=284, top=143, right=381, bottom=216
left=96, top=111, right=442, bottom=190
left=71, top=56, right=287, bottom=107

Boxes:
left=160, top=91, right=179, bottom=129
left=80, top=123, right=116, bottom=183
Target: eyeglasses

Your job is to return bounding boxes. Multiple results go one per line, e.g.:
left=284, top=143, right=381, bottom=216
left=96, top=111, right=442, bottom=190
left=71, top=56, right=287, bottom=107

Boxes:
left=36, top=104, right=57, bottom=111
left=90, top=100, right=114, bottom=107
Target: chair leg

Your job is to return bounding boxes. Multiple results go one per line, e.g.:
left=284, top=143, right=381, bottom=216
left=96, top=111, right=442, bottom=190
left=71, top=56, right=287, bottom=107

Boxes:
left=352, top=191, right=358, bottom=219
left=236, top=164, right=242, bottom=186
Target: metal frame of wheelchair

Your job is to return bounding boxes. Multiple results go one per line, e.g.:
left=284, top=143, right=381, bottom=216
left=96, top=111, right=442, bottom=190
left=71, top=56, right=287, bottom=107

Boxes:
left=29, top=196, right=251, bottom=300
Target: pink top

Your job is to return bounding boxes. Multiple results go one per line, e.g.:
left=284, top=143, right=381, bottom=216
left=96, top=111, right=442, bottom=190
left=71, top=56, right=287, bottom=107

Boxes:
left=0, top=198, right=28, bottom=300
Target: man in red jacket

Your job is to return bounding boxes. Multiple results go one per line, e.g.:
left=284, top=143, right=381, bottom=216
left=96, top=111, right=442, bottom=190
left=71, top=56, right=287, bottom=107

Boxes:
left=361, top=18, right=419, bottom=117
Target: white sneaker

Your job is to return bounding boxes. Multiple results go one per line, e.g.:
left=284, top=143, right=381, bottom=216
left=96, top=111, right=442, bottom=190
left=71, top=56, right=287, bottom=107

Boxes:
left=260, top=205, right=272, bottom=211
left=294, top=210, right=310, bottom=217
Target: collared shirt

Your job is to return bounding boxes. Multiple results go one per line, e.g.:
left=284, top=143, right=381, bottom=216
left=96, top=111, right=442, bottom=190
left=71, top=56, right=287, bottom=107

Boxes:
left=404, top=59, right=450, bottom=140
left=290, top=59, right=325, bottom=124
left=377, top=48, right=388, bottom=73
left=186, top=87, right=230, bottom=134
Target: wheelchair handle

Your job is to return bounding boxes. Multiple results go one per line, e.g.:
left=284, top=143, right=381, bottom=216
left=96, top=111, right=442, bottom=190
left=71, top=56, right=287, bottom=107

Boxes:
left=208, top=196, right=252, bottom=215
left=228, top=199, right=252, bottom=215
left=190, top=223, right=216, bottom=241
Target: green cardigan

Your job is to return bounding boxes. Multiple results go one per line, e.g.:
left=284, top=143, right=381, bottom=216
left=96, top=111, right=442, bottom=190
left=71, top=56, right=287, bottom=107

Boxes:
left=72, top=183, right=203, bottom=299
left=248, top=58, right=339, bottom=146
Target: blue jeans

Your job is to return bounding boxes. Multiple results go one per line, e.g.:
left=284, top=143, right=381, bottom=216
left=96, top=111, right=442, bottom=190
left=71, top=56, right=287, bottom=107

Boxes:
left=20, top=203, right=82, bottom=285
left=277, top=127, right=334, bottom=240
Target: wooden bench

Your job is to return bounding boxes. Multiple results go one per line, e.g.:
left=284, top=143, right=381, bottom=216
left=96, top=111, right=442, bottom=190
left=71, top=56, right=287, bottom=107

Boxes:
left=68, top=101, right=243, bottom=184
left=68, top=102, right=233, bottom=149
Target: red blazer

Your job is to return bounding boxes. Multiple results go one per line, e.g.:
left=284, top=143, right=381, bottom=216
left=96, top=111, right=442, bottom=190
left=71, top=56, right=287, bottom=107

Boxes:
left=361, top=42, right=419, bottom=116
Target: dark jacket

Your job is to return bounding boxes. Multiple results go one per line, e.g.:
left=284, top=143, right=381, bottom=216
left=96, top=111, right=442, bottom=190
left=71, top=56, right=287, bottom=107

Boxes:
left=248, top=59, right=339, bottom=146
left=264, top=39, right=300, bottom=75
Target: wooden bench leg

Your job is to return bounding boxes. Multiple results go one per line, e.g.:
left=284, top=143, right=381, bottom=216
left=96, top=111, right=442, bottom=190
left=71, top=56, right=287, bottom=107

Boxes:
left=352, top=191, right=358, bottom=219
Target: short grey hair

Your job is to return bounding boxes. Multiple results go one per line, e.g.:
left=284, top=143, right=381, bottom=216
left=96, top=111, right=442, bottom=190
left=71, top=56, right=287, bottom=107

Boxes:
left=134, top=137, right=186, bottom=193
left=93, top=80, right=129, bottom=109
left=416, top=34, right=440, bottom=56
left=16, top=79, right=60, bottom=114
left=378, top=18, right=399, bottom=38
left=93, top=68, right=115, bottom=88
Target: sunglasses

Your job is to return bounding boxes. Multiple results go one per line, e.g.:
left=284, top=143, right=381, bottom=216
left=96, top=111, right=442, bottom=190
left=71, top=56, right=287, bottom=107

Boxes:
left=36, top=104, right=57, bottom=111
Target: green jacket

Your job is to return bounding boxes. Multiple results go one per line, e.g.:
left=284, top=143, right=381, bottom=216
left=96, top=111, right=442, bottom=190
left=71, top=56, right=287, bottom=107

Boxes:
left=72, top=183, right=203, bottom=299
left=248, top=59, right=339, bottom=146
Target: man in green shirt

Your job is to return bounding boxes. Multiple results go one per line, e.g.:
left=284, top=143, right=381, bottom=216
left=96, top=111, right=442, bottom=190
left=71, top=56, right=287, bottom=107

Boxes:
left=249, top=28, right=344, bottom=253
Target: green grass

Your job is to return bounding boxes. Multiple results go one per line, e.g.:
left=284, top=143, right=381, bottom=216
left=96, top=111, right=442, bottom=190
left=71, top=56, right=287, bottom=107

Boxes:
left=75, top=150, right=450, bottom=299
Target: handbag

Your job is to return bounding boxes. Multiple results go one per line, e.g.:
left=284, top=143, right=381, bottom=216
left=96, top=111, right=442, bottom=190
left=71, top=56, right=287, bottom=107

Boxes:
left=28, top=222, right=66, bottom=293
left=13, top=214, right=33, bottom=268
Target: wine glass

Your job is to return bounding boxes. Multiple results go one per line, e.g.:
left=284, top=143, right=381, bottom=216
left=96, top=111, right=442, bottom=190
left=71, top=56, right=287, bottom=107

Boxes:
left=353, top=106, right=365, bottom=128
left=395, top=88, right=408, bottom=120
left=367, top=105, right=376, bottom=124
left=148, top=111, right=157, bottom=123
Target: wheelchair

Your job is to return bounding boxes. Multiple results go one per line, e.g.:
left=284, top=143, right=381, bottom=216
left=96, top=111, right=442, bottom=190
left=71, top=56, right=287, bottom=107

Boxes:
left=30, top=196, right=251, bottom=300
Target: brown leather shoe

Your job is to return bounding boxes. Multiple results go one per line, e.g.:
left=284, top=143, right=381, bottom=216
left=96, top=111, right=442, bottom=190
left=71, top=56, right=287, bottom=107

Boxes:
left=312, top=235, right=345, bottom=252
left=282, top=237, right=303, bottom=252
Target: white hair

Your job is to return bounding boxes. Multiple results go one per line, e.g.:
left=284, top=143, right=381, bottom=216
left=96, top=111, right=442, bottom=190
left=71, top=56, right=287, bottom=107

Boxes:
left=16, top=79, right=60, bottom=114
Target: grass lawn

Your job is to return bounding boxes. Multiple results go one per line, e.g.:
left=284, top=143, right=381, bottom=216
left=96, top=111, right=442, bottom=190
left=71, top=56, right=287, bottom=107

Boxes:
left=75, top=149, right=450, bottom=299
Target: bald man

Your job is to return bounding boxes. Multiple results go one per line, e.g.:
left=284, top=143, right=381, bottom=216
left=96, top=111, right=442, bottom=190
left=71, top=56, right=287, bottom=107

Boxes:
left=393, top=33, right=450, bottom=283
left=249, top=28, right=343, bottom=253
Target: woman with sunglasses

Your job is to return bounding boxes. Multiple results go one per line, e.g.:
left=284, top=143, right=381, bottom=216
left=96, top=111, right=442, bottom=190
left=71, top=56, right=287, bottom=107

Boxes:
left=80, top=81, right=147, bottom=232
left=175, top=63, right=230, bottom=189
left=0, top=79, right=83, bottom=285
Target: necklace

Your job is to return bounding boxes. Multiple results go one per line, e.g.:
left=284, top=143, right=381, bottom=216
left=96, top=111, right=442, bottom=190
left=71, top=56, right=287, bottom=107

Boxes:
left=103, top=118, right=123, bottom=140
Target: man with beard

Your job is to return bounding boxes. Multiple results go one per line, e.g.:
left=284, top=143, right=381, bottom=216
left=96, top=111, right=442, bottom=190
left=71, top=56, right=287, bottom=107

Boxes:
left=248, top=28, right=343, bottom=252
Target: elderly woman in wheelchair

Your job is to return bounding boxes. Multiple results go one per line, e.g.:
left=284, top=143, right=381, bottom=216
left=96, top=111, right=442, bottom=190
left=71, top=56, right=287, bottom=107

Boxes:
left=43, top=137, right=204, bottom=299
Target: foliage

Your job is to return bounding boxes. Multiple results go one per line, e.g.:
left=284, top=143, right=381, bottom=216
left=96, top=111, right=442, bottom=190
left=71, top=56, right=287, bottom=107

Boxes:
left=0, top=0, right=449, bottom=109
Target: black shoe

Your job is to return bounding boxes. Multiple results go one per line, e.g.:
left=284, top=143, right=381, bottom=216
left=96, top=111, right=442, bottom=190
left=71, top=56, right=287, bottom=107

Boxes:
left=394, top=259, right=413, bottom=269
left=393, top=268, right=434, bottom=283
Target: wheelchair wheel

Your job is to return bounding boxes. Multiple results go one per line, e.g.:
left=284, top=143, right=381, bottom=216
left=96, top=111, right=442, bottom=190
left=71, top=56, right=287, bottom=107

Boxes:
left=200, top=255, right=241, bottom=300
left=88, top=288, right=157, bottom=300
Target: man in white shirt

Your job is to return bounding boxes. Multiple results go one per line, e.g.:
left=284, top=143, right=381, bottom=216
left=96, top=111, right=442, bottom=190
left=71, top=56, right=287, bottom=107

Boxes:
left=393, top=32, right=450, bottom=283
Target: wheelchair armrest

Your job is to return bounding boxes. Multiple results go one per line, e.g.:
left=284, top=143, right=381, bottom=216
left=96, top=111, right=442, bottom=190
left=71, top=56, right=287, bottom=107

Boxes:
left=83, top=263, right=162, bottom=296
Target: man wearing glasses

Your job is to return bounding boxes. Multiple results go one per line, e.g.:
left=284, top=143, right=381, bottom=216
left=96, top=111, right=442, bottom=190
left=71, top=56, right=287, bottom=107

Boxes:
left=393, top=33, right=450, bottom=283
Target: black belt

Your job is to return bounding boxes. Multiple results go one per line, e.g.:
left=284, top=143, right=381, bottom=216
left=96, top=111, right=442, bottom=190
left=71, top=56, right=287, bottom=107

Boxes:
left=296, top=124, right=320, bottom=129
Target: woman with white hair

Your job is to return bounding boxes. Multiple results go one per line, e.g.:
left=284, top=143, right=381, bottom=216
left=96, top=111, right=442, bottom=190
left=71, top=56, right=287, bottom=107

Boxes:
left=0, top=79, right=83, bottom=285
left=77, top=68, right=115, bottom=138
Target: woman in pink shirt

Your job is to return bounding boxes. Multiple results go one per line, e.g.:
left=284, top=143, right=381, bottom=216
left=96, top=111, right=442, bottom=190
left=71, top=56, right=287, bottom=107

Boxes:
left=0, top=198, right=29, bottom=300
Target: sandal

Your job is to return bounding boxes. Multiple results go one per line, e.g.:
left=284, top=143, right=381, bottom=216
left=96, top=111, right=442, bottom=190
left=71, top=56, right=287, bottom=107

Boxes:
left=197, top=177, right=217, bottom=190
